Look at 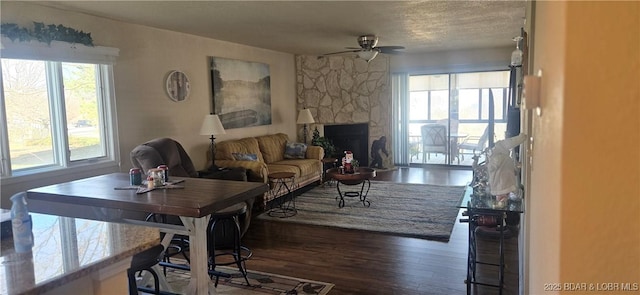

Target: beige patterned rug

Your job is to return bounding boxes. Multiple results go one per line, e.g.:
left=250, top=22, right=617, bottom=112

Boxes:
left=258, top=181, right=466, bottom=241
left=164, top=262, right=334, bottom=295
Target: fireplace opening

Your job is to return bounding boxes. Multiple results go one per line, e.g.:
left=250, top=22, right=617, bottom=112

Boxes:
left=323, top=123, right=369, bottom=167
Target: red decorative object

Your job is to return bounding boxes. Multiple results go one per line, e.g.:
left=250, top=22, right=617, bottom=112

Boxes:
left=342, top=151, right=354, bottom=174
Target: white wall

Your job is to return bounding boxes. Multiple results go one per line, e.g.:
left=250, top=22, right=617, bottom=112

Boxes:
left=526, top=1, right=564, bottom=292
left=527, top=1, right=640, bottom=293
left=0, top=2, right=297, bottom=204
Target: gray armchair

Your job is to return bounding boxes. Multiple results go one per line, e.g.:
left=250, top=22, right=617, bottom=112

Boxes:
left=130, top=137, right=199, bottom=178
left=130, top=138, right=253, bottom=238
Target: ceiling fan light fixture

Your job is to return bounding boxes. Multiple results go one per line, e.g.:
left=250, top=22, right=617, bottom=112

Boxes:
left=357, top=50, right=378, bottom=62
left=357, top=35, right=378, bottom=49
left=321, top=35, right=403, bottom=61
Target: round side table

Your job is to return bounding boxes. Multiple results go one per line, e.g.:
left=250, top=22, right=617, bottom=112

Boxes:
left=267, top=172, right=297, bottom=218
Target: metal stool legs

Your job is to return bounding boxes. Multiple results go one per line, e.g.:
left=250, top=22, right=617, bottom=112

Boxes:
left=207, top=203, right=252, bottom=287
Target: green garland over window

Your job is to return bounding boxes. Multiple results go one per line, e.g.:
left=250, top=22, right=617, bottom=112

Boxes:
left=1, top=22, right=93, bottom=46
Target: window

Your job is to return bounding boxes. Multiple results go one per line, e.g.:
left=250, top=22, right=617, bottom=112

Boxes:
left=0, top=43, right=118, bottom=178
left=459, top=88, right=507, bottom=121
left=394, top=70, right=509, bottom=166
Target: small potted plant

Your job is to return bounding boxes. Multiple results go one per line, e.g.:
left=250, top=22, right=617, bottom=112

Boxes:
left=311, top=127, right=336, bottom=158
left=351, top=159, right=360, bottom=171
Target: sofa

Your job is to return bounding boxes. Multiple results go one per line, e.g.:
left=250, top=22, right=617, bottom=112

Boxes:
left=214, top=133, right=324, bottom=209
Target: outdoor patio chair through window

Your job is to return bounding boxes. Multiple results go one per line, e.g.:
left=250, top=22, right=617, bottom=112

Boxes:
left=420, top=124, right=449, bottom=163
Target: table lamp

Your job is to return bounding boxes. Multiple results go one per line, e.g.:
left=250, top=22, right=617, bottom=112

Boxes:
left=297, top=109, right=315, bottom=144
left=200, top=114, right=226, bottom=170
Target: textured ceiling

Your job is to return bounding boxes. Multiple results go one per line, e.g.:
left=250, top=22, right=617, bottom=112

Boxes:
left=33, top=1, right=527, bottom=56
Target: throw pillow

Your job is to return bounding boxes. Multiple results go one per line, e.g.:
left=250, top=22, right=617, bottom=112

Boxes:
left=232, top=153, right=258, bottom=161
left=284, top=142, right=307, bottom=159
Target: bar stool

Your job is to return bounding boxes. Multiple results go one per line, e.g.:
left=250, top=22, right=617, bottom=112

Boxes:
left=127, top=244, right=177, bottom=295
left=144, top=213, right=190, bottom=276
left=207, top=202, right=253, bottom=287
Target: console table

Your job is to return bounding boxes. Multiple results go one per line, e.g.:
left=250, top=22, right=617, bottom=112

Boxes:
left=459, top=185, right=524, bottom=295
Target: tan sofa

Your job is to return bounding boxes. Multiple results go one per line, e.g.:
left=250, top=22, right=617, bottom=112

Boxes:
left=215, top=133, right=324, bottom=209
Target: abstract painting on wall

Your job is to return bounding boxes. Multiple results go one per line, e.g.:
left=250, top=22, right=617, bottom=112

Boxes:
left=209, top=57, right=271, bottom=129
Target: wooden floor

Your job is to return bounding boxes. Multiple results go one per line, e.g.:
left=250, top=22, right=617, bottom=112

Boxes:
left=243, top=166, right=520, bottom=295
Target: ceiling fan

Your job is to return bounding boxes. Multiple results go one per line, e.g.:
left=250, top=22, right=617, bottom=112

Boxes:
left=320, top=35, right=405, bottom=62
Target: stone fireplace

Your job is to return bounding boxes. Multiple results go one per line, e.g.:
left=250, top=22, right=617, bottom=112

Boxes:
left=324, top=123, right=369, bottom=167
left=295, top=54, right=394, bottom=169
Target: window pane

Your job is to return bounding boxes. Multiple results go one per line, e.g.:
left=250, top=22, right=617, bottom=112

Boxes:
left=2, top=59, right=54, bottom=170
left=480, top=88, right=506, bottom=120
left=430, top=90, right=449, bottom=119
left=457, top=71, right=510, bottom=88
left=408, top=123, right=423, bottom=137
left=481, top=89, right=489, bottom=120
left=409, top=74, right=449, bottom=91
left=492, top=88, right=505, bottom=120
left=409, top=91, right=429, bottom=120
left=62, top=63, right=105, bottom=161
left=459, top=89, right=479, bottom=120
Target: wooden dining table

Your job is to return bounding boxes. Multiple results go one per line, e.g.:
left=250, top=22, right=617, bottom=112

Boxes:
left=25, top=172, right=269, bottom=295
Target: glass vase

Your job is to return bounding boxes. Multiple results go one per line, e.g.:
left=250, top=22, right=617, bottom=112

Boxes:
left=510, top=36, right=523, bottom=66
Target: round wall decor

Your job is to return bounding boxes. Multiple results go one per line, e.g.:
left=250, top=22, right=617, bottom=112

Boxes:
left=166, top=70, right=190, bottom=102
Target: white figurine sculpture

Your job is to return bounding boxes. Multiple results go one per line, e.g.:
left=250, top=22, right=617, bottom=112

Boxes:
left=487, top=133, right=528, bottom=207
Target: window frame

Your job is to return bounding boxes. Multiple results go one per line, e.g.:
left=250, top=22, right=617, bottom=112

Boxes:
left=0, top=38, right=120, bottom=184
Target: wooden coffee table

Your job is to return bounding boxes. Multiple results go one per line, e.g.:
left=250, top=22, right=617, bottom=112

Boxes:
left=325, top=167, right=377, bottom=208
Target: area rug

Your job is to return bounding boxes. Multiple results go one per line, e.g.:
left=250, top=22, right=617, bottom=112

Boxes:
left=257, top=181, right=466, bottom=241
left=164, top=263, right=334, bottom=295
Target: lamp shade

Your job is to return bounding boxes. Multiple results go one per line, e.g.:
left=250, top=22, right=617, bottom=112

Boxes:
left=357, top=50, right=379, bottom=62
left=296, top=109, right=315, bottom=124
left=199, top=114, right=226, bottom=135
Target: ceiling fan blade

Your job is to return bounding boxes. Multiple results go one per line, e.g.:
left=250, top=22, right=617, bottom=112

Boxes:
left=376, top=45, right=405, bottom=50
left=320, top=49, right=360, bottom=57
left=377, top=46, right=406, bottom=54
left=378, top=50, right=404, bottom=55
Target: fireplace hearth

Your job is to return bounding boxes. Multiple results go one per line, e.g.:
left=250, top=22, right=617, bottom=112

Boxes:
left=324, top=123, right=369, bottom=167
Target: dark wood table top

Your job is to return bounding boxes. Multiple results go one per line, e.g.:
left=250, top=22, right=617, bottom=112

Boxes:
left=26, top=173, right=269, bottom=218
left=326, top=167, right=376, bottom=185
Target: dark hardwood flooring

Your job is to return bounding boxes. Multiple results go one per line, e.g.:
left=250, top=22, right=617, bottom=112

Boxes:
left=243, top=166, right=520, bottom=295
